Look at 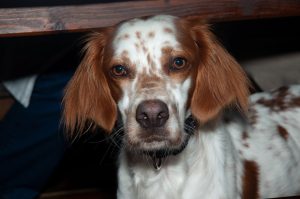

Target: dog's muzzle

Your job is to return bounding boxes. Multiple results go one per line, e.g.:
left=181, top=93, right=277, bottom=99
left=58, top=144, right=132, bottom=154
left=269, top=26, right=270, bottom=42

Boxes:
left=112, top=109, right=199, bottom=170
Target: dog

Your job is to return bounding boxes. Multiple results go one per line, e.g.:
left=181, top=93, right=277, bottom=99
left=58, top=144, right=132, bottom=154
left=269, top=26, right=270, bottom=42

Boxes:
left=63, top=15, right=300, bottom=199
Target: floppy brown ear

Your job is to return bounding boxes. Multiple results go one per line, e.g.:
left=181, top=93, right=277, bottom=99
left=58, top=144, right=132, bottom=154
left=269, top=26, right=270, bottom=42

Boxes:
left=63, top=31, right=117, bottom=135
left=189, top=21, right=249, bottom=123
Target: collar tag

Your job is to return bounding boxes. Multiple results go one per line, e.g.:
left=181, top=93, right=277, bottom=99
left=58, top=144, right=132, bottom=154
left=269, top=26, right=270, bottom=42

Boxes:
left=151, top=154, right=162, bottom=170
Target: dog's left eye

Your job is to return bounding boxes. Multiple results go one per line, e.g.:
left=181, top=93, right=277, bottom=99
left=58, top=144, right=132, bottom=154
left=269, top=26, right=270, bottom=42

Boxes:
left=170, top=57, right=187, bottom=71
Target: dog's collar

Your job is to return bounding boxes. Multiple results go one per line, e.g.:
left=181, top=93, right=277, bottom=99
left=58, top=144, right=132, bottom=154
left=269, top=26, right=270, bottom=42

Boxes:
left=148, top=115, right=199, bottom=170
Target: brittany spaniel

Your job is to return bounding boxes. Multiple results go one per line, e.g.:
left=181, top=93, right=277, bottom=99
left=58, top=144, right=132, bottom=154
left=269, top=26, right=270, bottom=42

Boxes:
left=63, top=15, right=300, bottom=199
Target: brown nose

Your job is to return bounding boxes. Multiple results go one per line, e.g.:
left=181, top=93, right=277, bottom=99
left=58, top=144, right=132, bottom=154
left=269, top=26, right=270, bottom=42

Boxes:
left=136, top=100, right=169, bottom=128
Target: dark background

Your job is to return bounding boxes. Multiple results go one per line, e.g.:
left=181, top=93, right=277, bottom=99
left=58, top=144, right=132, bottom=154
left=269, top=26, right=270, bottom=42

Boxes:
left=0, top=14, right=299, bottom=197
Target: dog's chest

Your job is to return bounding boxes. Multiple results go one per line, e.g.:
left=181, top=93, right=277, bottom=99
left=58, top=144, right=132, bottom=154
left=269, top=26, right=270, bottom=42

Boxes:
left=131, top=166, right=186, bottom=199
left=118, top=133, right=237, bottom=199
left=126, top=162, right=229, bottom=199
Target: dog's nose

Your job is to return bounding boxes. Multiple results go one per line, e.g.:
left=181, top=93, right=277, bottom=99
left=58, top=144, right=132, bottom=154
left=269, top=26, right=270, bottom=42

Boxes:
left=136, top=100, right=169, bottom=128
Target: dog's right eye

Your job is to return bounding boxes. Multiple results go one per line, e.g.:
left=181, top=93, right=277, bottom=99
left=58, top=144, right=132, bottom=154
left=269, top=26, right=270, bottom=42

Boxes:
left=111, top=65, right=129, bottom=77
left=170, top=57, right=187, bottom=71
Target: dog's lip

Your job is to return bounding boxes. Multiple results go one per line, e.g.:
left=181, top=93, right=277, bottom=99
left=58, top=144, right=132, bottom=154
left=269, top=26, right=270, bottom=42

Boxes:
left=139, top=134, right=168, bottom=143
left=126, top=130, right=189, bottom=152
left=140, top=133, right=191, bottom=158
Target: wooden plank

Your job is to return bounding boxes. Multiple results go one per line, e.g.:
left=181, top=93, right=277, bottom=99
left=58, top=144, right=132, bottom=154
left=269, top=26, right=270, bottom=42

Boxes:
left=0, top=0, right=300, bottom=37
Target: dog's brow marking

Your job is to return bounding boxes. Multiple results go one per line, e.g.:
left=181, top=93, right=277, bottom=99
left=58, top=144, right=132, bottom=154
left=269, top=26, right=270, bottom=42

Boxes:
left=164, top=27, right=174, bottom=34
left=122, top=34, right=130, bottom=40
left=121, top=50, right=129, bottom=56
left=137, top=73, right=163, bottom=89
left=116, top=33, right=130, bottom=41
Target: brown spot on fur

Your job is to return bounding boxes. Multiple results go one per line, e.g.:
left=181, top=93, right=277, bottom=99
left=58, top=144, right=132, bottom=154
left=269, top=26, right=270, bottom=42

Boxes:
left=248, top=107, right=258, bottom=125
left=164, top=27, right=174, bottom=34
left=258, top=89, right=300, bottom=112
left=116, top=33, right=130, bottom=41
left=242, top=131, right=249, bottom=140
left=148, top=32, right=155, bottom=38
left=118, top=50, right=131, bottom=65
left=277, top=125, right=289, bottom=141
left=242, top=160, right=260, bottom=199
left=142, top=46, right=148, bottom=53
left=161, top=46, right=173, bottom=56
left=243, top=143, right=249, bottom=148
left=122, top=34, right=129, bottom=40
left=267, top=146, right=272, bottom=150
left=257, top=86, right=292, bottom=111
left=121, top=50, right=129, bottom=57
left=238, top=150, right=243, bottom=155
left=135, top=43, right=140, bottom=49
left=136, top=31, right=141, bottom=39
left=291, top=97, right=300, bottom=107
left=147, top=54, right=151, bottom=65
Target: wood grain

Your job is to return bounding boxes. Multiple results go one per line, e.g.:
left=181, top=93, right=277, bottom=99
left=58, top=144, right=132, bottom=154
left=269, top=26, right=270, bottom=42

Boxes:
left=0, top=0, right=300, bottom=37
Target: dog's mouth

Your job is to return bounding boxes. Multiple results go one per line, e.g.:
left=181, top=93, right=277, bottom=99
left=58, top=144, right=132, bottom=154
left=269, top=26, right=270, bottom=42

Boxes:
left=114, top=115, right=198, bottom=170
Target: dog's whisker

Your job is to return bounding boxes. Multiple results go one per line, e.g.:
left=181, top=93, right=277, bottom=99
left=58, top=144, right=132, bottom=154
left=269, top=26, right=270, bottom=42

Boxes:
left=98, top=141, right=116, bottom=166
left=88, top=126, right=124, bottom=145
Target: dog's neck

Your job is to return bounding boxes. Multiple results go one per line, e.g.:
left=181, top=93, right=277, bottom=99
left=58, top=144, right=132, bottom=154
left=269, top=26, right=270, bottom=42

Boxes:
left=119, top=120, right=236, bottom=199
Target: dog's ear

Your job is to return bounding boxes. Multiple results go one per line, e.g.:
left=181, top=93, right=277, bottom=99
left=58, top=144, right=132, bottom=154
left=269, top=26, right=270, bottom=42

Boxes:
left=63, top=30, right=117, bottom=135
left=187, top=19, right=249, bottom=123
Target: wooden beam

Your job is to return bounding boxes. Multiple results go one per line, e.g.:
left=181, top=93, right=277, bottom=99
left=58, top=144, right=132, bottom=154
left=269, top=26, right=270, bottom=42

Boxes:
left=0, top=0, right=300, bottom=37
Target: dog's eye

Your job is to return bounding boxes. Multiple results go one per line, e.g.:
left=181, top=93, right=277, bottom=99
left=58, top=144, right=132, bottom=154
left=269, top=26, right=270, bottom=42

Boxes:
left=111, top=65, right=129, bottom=77
left=170, top=57, right=187, bottom=71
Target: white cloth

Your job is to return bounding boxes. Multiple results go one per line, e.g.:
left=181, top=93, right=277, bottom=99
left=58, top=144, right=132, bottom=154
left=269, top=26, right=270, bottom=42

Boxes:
left=3, top=75, right=38, bottom=108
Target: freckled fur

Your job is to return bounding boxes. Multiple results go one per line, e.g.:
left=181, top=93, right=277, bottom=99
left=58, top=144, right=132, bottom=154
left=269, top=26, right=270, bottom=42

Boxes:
left=164, top=27, right=174, bottom=34
left=277, top=125, right=289, bottom=141
left=148, top=31, right=155, bottom=38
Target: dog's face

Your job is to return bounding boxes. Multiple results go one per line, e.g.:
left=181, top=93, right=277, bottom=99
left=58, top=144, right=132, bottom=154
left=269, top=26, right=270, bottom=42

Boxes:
left=63, top=15, right=248, bottom=155
left=110, top=16, right=198, bottom=153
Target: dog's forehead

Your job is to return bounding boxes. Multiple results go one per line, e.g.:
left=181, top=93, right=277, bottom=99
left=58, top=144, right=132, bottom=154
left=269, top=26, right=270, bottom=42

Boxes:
left=112, top=15, right=180, bottom=72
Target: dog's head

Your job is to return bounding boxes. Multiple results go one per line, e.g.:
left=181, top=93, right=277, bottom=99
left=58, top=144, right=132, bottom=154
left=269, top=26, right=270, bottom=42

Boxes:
left=63, top=15, right=249, bottom=156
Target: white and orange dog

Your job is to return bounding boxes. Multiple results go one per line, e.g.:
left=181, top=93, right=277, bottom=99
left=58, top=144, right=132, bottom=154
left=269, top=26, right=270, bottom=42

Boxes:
left=63, top=15, right=300, bottom=199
